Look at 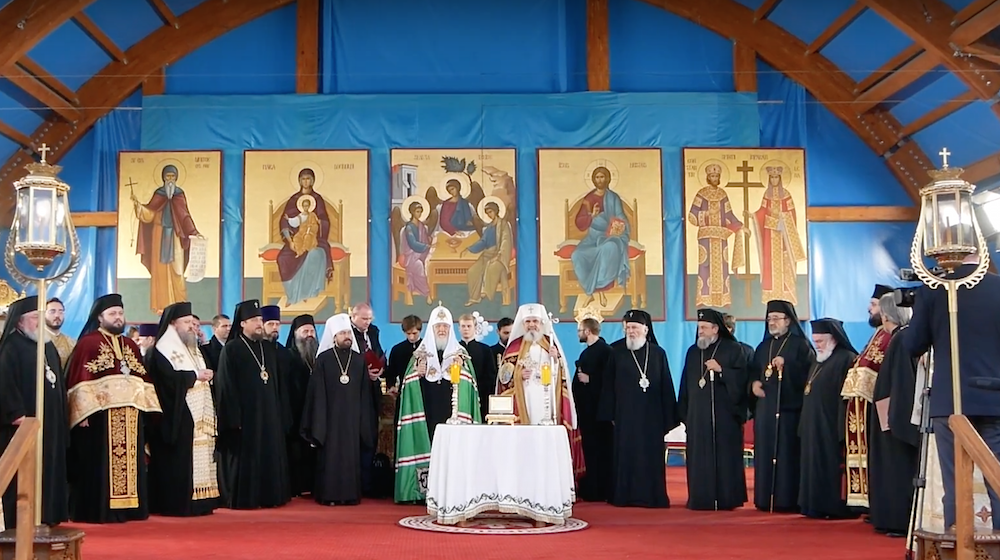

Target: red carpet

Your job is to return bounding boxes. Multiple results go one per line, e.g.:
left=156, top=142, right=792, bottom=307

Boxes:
left=67, top=468, right=905, bottom=559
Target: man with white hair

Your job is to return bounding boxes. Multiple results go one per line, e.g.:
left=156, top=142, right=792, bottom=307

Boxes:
left=598, top=309, right=679, bottom=508
left=798, top=318, right=857, bottom=520
left=302, top=313, right=376, bottom=506
left=497, top=303, right=583, bottom=478
left=394, top=306, right=480, bottom=504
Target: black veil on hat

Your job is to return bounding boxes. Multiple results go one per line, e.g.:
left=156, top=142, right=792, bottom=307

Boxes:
left=228, top=299, right=262, bottom=343
left=697, top=308, right=735, bottom=341
left=872, top=284, right=893, bottom=300
left=0, top=296, right=38, bottom=352
left=285, top=314, right=315, bottom=348
left=809, top=318, right=857, bottom=355
left=622, top=309, right=658, bottom=346
left=78, top=293, right=124, bottom=339
left=155, top=301, right=193, bottom=340
left=762, top=300, right=805, bottom=342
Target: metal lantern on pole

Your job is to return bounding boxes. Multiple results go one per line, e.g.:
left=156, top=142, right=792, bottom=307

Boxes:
left=907, top=148, right=990, bottom=416
left=3, top=143, right=81, bottom=527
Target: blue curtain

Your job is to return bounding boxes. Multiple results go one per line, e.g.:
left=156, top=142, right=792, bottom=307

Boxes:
left=140, top=92, right=759, bottom=375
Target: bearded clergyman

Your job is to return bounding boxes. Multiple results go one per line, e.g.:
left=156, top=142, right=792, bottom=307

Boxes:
left=598, top=309, right=679, bottom=508
left=65, top=293, right=162, bottom=523
left=145, top=301, right=219, bottom=517
left=285, top=314, right=318, bottom=497
left=678, top=308, right=748, bottom=511
left=798, top=318, right=857, bottom=520
left=496, top=303, right=584, bottom=479
left=395, top=305, right=481, bottom=504
left=301, top=314, right=376, bottom=506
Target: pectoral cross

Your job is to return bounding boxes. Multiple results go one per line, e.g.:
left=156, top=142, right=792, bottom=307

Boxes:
left=724, top=160, right=766, bottom=306
left=939, top=147, right=951, bottom=169
left=37, top=143, right=51, bottom=163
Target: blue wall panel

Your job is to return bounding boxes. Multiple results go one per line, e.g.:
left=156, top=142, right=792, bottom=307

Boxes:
left=609, top=0, right=734, bottom=93
left=890, top=73, right=968, bottom=126
left=770, top=0, right=855, bottom=46
left=913, top=102, right=1000, bottom=168
left=820, top=9, right=913, bottom=82
left=27, top=21, right=111, bottom=90
left=84, top=0, right=163, bottom=51
left=166, top=4, right=297, bottom=95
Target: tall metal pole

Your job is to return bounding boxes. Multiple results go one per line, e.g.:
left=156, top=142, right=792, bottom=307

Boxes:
left=33, top=279, right=45, bottom=527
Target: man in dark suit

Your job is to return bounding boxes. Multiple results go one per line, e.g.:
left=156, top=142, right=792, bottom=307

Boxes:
left=490, top=317, right=513, bottom=383
left=903, top=256, right=1000, bottom=530
left=351, top=303, right=385, bottom=498
left=457, top=314, right=498, bottom=419
left=199, top=313, right=230, bottom=372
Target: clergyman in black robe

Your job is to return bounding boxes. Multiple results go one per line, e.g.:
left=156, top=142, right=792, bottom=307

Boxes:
left=301, top=314, right=374, bottom=505
left=679, top=308, right=748, bottom=511
left=284, top=314, right=318, bottom=497
left=385, top=315, right=423, bottom=427
left=750, top=300, right=815, bottom=513
left=145, top=301, right=219, bottom=517
left=798, top=318, right=858, bottom=519
left=723, top=313, right=756, bottom=422
left=573, top=315, right=612, bottom=502
left=868, top=295, right=918, bottom=537
left=215, top=299, right=292, bottom=509
left=598, top=310, right=679, bottom=508
left=457, top=315, right=497, bottom=419
left=0, top=296, right=69, bottom=528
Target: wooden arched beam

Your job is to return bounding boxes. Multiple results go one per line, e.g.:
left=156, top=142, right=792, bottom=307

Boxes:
left=641, top=0, right=931, bottom=201
left=860, top=0, right=1000, bottom=107
left=0, top=0, right=295, bottom=222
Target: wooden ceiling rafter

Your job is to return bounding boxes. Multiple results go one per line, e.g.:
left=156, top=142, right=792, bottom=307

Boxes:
left=16, top=56, right=78, bottom=104
left=0, top=63, right=81, bottom=121
left=806, top=2, right=866, bottom=55
left=950, top=0, right=1000, bottom=48
left=641, top=0, right=930, bottom=200
left=900, top=89, right=979, bottom=137
left=954, top=0, right=999, bottom=26
left=0, top=121, right=31, bottom=148
left=859, top=0, right=1000, bottom=112
left=852, top=50, right=940, bottom=112
left=965, top=149, right=1000, bottom=185
left=0, top=0, right=296, bottom=222
left=753, top=0, right=782, bottom=22
left=72, top=11, right=126, bottom=63
left=854, top=43, right=923, bottom=93
left=295, top=0, right=320, bottom=93
left=146, top=0, right=179, bottom=29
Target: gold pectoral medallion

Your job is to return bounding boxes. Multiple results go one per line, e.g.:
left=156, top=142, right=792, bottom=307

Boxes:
left=108, top=407, right=140, bottom=510
left=260, top=368, right=269, bottom=384
left=764, top=364, right=773, bottom=380
left=698, top=378, right=706, bottom=389
left=340, top=373, right=350, bottom=385
left=804, top=383, right=811, bottom=395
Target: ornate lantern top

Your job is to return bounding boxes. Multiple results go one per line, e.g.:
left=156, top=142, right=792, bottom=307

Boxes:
left=913, top=148, right=985, bottom=273
left=13, top=144, right=70, bottom=193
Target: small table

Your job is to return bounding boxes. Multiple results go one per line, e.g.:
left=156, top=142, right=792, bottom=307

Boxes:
left=426, top=424, right=576, bottom=526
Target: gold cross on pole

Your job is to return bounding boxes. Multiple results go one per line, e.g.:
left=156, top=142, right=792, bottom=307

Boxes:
left=939, top=147, right=951, bottom=169
left=37, top=143, right=51, bottom=163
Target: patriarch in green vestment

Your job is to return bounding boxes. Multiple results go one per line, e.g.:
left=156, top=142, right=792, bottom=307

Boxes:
left=394, top=305, right=481, bottom=504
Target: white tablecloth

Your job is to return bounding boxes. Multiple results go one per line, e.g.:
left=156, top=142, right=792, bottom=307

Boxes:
left=426, top=424, right=576, bottom=525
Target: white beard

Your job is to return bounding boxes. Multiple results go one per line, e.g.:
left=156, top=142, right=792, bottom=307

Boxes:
left=19, top=328, right=49, bottom=343
left=816, top=347, right=834, bottom=363
left=523, top=330, right=542, bottom=343
left=435, top=336, right=448, bottom=351
left=626, top=337, right=646, bottom=351
left=696, top=335, right=717, bottom=350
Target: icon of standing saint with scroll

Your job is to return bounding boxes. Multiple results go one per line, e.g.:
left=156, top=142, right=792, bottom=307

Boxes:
left=130, top=160, right=205, bottom=314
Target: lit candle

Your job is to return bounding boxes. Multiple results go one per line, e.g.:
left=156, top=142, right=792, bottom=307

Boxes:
left=449, top=361, right=461, bottom=385
left=541, top=362, right=552, bottom=386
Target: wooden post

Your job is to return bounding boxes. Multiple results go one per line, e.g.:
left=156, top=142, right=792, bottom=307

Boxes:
left=14, top=429, right=35, bottom=560
left=586, top=0, right=609, bottom=91
left=296, top=0, right=320, bottom=94
left=954, top=442, right=975, bottom=560
left=733, top=42, right=757, bottom=92
left=143, top=68, right=166, bottom=96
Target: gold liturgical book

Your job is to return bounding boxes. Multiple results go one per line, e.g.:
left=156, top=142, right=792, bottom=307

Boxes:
left=486, top=395, right=516, bottom=425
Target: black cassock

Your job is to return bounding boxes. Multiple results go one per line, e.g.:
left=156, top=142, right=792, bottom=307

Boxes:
left=0, top=333, right=68, bottom=527
left=145, top=349, right=218, bottom=517
left=285, top=344, right=315, bottom=497
left=573, top=337, right=612, bottom=502
left=678, top=338, right=748, bottom=511
left=215, top=336, right=292, bottom=509
left=461, top=339, right=496, bottom=419
left=598, top=342, right=679, bottom=508
left=421, top=350, right=455, bottom=443
left=301, top=346, right=375, bottom=504
left=798, top=347, right=857, bottom=519
left=751, top=332, right=814, bottom=512
left=868, top=327, right=919, bottom=534
left=386, top=340, right=419, bottom=426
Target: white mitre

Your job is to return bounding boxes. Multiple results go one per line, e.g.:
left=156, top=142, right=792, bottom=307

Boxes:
left=416, top=305, right=466, bottom=382
left=317, top=313, right=360, bottom=356
left=511, top=303, right=564, bottom=352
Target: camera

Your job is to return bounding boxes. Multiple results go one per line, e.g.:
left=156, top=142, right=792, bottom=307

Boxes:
left=899, top=266, right=945, bottom=282
left=893, top=287, right=917, bottom=308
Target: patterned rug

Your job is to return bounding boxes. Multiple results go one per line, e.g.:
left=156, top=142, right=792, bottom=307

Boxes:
left=398, top=513, right=589, bottom=535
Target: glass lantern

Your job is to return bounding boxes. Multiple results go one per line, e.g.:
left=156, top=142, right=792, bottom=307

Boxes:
left=11, top=151, right=73, bottom=270
left=918, top=163, right=980, bottom=272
